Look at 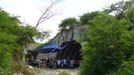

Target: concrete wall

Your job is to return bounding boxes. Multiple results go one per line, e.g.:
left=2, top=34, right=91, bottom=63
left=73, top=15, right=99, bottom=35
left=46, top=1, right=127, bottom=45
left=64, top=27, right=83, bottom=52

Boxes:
left=37, top=26, right=86, bottom=59
left=52, top=26, right=86, bottom=45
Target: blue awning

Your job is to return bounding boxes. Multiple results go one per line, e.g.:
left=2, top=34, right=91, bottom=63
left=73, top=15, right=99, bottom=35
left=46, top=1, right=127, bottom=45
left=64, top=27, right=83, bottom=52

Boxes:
left=38, top=44, right=62, bottom=53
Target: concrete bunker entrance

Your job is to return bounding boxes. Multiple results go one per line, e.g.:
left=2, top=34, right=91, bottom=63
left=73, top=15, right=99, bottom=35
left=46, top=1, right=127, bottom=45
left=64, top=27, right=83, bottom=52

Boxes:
left=56, top=40, right=82, bottom=60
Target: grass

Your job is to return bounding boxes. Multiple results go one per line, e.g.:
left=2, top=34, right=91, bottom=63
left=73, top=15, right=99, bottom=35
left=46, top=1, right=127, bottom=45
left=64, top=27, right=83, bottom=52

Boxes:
left=58, top=71, right=71, bottom=75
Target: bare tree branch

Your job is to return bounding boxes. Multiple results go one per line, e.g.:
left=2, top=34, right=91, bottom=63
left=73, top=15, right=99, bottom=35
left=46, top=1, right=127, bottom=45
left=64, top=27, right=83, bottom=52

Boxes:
left=35, top=0, right=62, bottom=29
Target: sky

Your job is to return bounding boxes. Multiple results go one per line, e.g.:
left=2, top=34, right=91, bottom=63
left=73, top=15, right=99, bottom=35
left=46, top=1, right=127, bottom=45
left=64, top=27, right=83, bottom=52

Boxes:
left=0, top=0, right=124, bottom=42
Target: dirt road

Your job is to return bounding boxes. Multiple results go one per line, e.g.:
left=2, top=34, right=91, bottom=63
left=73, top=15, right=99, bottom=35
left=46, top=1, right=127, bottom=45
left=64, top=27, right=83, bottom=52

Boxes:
left=36, top=69, right=79, bottom=75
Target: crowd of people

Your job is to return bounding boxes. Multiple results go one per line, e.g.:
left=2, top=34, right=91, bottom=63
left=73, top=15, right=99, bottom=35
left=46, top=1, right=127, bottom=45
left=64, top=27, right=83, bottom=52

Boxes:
left=28, top=57, right=81, bottom=69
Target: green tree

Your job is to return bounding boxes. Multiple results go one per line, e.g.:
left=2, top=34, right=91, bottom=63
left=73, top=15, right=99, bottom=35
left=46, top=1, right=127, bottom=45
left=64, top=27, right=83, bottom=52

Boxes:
left=124, top=8, right=134, bottom=24
left=0, top=10, right=20, bottom=75
left=0, top=9, right=44, bottom=74
left=79, top=11, right=100, bottom=25
left=16, top=25, right=45, bottom=63
left=80, top=13, right=132, bottom=75
left=104, top=0, right=134, bottom=19
left=59, top=17, right=78, bottom=40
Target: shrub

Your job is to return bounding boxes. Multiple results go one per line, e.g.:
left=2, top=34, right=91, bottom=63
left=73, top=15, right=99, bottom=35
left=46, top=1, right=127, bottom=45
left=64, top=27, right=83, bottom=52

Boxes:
left=108, top=55, right=134, bottom=75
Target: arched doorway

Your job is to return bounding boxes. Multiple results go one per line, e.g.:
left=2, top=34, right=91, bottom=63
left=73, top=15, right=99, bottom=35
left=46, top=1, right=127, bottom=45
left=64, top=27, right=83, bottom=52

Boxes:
left=56, top=40, right=82, bottom=60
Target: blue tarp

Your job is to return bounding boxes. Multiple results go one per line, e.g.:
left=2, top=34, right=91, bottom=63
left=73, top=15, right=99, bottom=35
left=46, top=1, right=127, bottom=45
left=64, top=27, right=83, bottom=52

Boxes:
left=38, top=44, right=62, bottom=53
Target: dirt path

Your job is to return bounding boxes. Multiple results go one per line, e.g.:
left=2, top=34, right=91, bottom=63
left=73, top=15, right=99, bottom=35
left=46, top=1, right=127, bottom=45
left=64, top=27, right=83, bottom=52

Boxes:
left=36, top=69, right=79, bottom=75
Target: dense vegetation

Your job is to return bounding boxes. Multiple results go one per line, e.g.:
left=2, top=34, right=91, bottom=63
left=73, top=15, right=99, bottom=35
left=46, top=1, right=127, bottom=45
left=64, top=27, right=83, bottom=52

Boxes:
left=0, top=9, right=44, bottom=75
left=80, top=0, right=134, bottom=75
